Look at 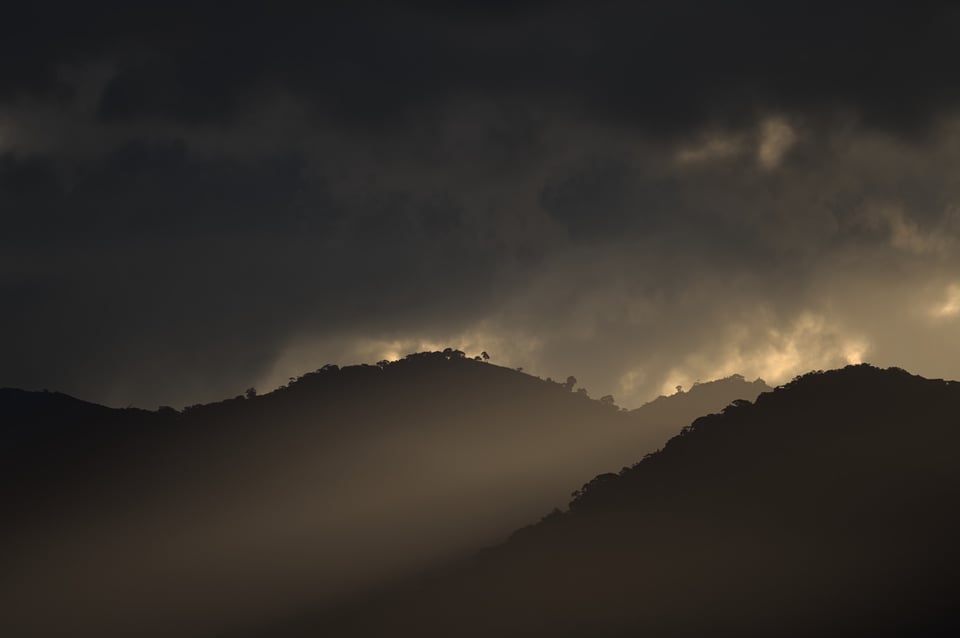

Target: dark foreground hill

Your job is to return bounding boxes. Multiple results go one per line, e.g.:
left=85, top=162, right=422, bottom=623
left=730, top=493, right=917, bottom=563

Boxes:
left=0, top=351, right=764, bottom=637
left=278, top=365, right=960, bottom=638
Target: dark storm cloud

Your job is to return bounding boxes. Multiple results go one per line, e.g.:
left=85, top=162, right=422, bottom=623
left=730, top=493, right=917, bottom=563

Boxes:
left=1, top=145, right=325, bottom=238
left=4, top=2, right=960, bottom=135
left=105, top=2, right=960, bottom=135
left=0, top=135, right=517, bottom=405
left=4, top=2, right=960, bottom=407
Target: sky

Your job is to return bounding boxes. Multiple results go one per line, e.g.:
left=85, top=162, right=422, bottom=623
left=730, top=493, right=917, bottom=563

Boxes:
left=3, top=1, right=960, bottom=409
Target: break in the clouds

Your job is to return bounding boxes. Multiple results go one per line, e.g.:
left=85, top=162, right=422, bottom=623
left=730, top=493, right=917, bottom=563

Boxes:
left=3, top=2, right=960, bottom=408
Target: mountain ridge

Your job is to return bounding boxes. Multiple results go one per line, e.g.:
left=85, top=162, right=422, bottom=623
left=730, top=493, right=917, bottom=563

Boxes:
left=291, top=364, right=960, bottom=638
left=1, top=350, right=768, bottom=638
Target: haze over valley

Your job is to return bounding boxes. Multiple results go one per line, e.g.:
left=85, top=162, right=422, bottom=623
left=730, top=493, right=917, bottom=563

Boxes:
left=5, top=3, right=960, bottom=636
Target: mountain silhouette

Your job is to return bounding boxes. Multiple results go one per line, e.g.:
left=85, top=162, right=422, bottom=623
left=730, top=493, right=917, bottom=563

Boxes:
left=1, top=350, right=765, bottom=637
left=277, top=364, right=960, bottom=638
left=628, top=373, right=770, bottom=446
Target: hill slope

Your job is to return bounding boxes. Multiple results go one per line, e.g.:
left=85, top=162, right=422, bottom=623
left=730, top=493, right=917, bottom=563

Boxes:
left=0, top=351, right=765, bottom=637
left=301, top=365, right=960, bottom=638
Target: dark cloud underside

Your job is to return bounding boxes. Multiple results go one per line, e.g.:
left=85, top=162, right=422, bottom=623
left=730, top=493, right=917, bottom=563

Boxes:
left=3, top=2, right=960, bottom=406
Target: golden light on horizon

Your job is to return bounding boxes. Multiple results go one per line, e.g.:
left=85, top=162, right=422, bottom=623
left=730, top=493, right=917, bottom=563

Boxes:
left=657, top=313, right=870, bottom=397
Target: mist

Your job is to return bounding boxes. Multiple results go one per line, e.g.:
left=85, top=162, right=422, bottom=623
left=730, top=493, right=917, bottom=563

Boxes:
left=1, top=356, right=768, bottom=635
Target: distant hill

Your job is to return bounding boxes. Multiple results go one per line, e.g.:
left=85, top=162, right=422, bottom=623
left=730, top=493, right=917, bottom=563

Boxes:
left=0, top=351, right=764, bottom=637
left=628, top=373, right=771, bottom=449
left=295, top=365, right=960, bottom=638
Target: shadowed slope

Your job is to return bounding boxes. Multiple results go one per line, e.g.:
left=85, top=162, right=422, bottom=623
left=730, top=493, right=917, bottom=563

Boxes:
left=628, top=373, right=771, bottom=448
left=1, top=351, right=763, bottom=637
left=302, top=365, right=960, bottom=638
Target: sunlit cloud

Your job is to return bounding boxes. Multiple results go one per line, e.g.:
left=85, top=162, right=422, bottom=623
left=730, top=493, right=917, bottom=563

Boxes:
left=672, top=116, right=795, bottom=170
left=867, top=205, right=952, bottom=255
left=657, top=312, right=870, bottom=397
left=675, top=134, right=744, bottom=165
left=931, top=283, right=960, bottom=319
left=757, top=116, right=796, bottom=169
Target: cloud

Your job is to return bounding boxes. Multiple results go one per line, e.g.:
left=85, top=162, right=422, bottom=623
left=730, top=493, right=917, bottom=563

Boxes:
left=4, top=3, right=960, bottom=138
left=657, top=312, right=869, bottom=396
left=931, top=284, right=960, bottom=319
left=7, top=108, right=960, bottom=407
left=4, top=4, right=960, bottom=408
left=757, top=117, right=796, bottom=170
left=675, top=134, right=744, bottom=165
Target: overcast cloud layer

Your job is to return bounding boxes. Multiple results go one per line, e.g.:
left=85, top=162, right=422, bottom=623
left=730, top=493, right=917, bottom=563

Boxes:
left=4, top=1, right=960, bottom=408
